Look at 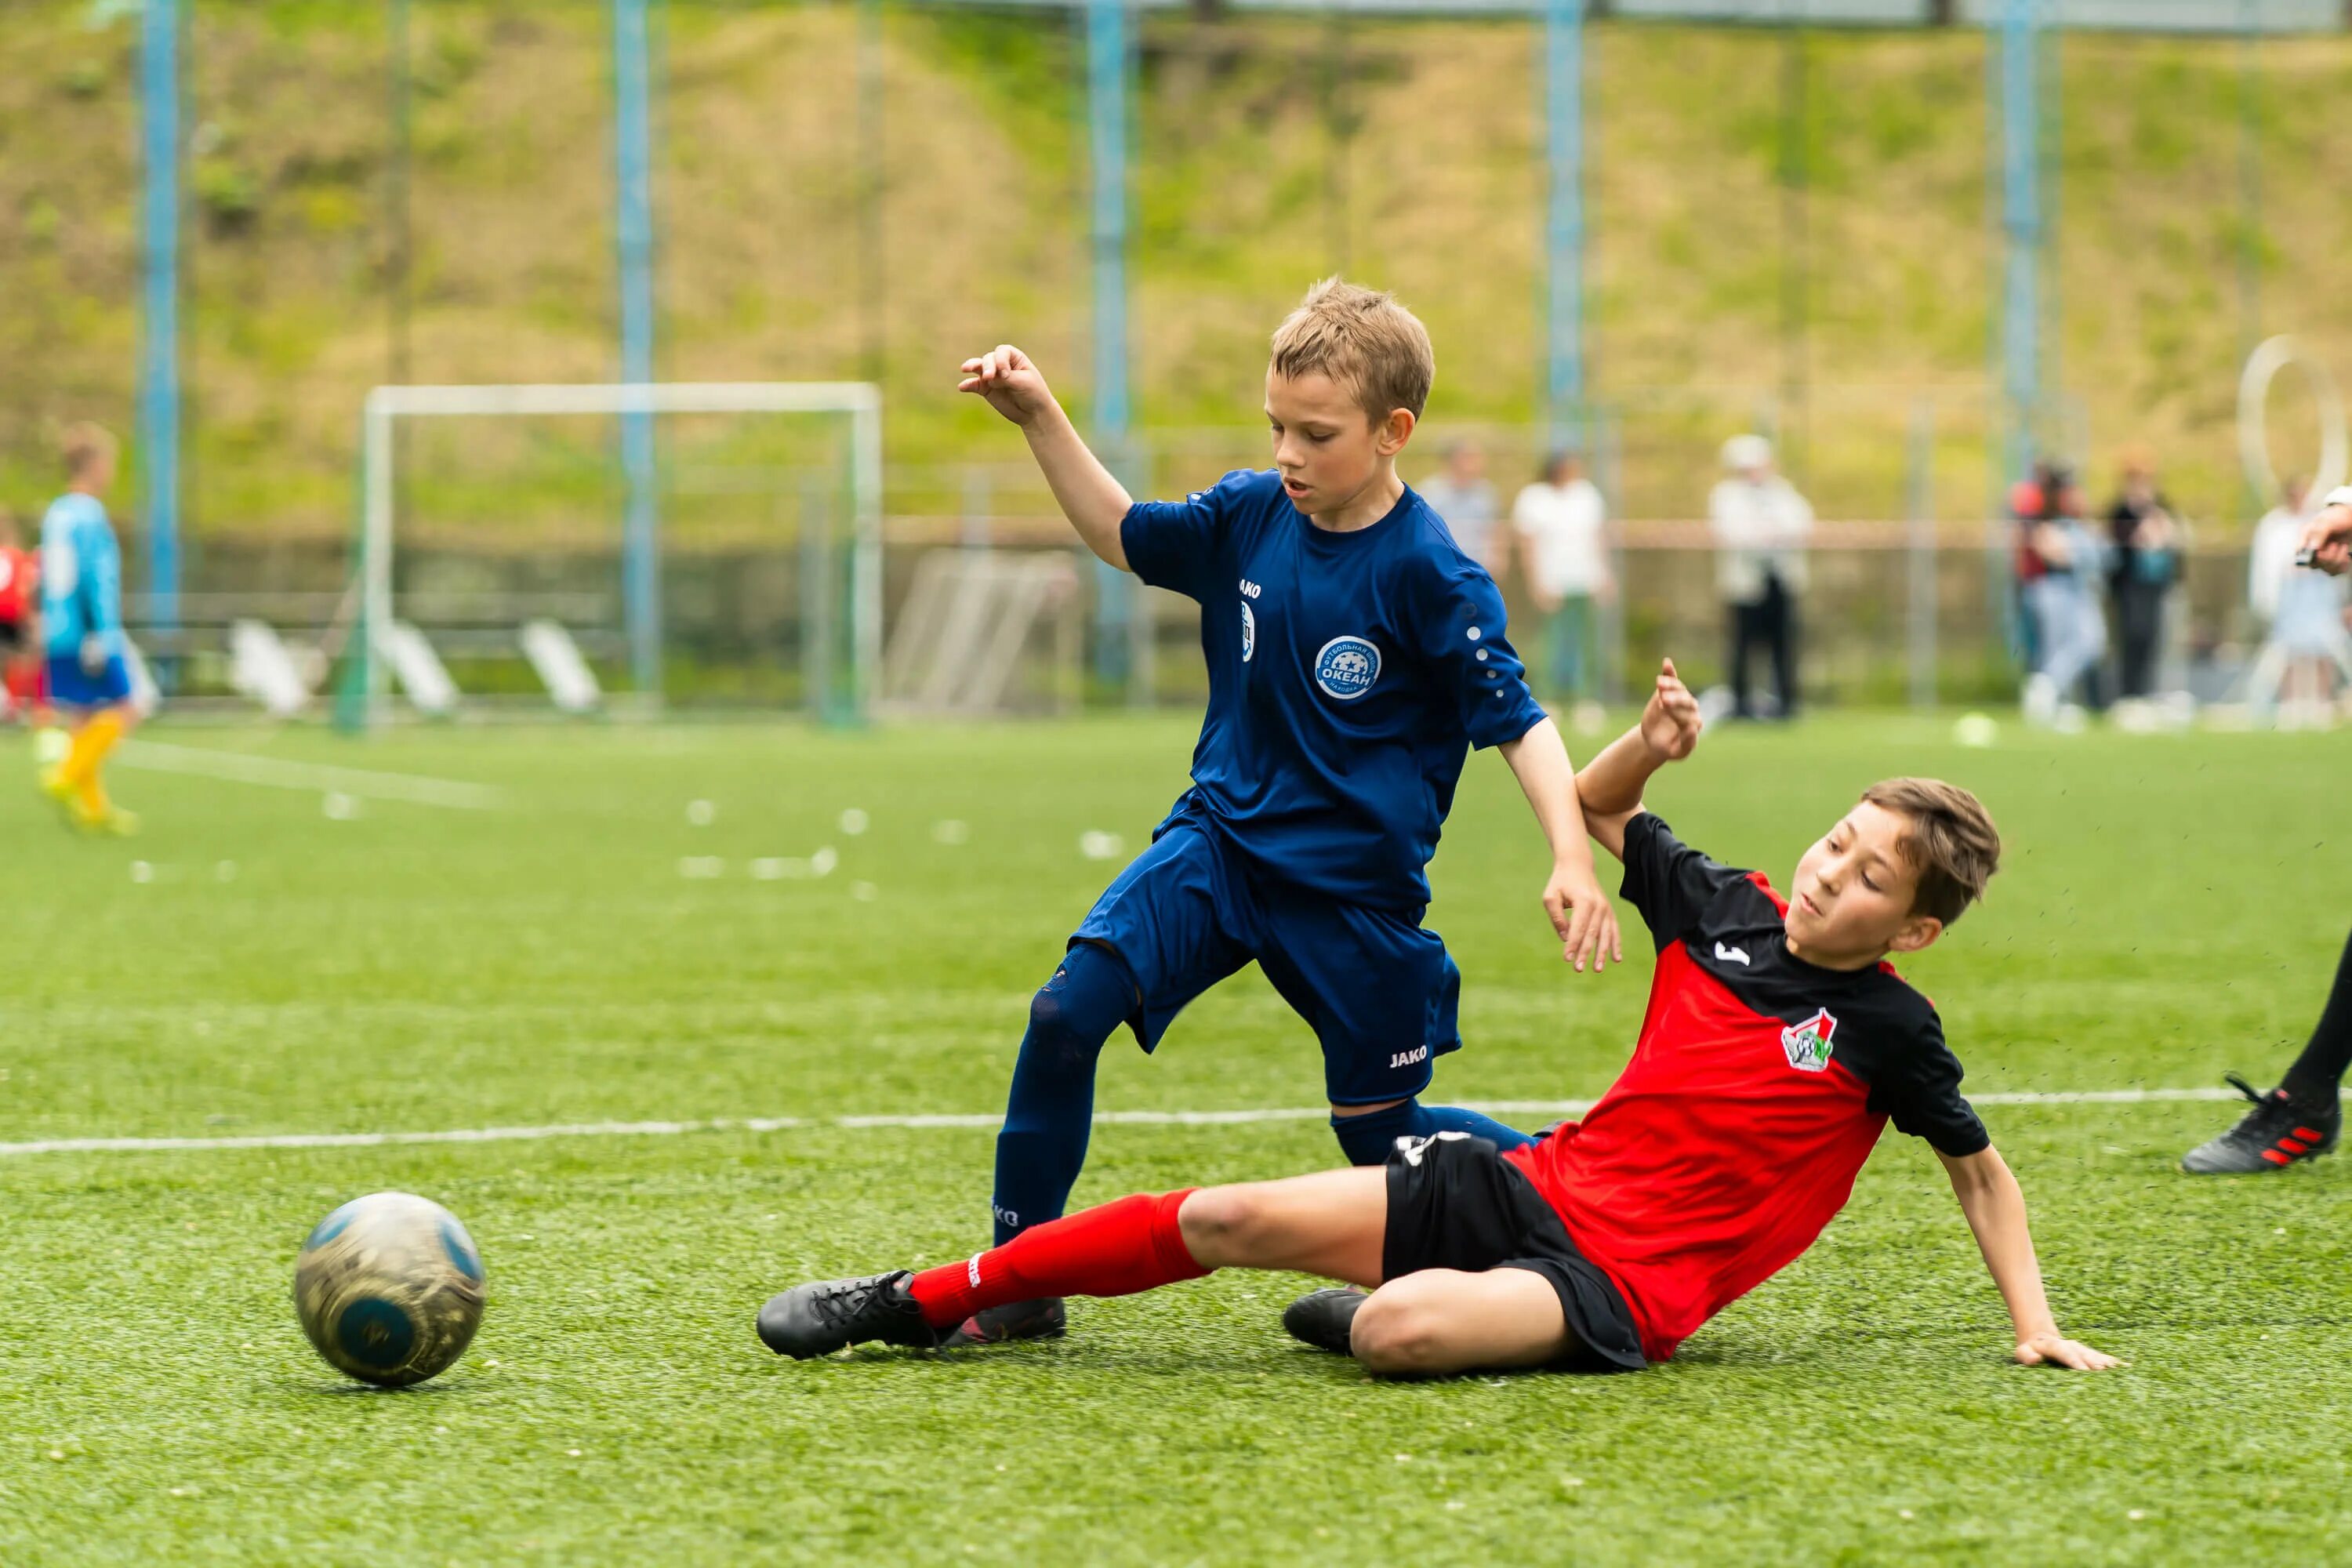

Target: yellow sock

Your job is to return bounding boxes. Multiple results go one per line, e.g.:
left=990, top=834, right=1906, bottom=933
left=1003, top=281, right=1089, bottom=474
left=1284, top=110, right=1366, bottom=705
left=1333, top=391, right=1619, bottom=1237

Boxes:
left=64, top=710, right=125, bottom=813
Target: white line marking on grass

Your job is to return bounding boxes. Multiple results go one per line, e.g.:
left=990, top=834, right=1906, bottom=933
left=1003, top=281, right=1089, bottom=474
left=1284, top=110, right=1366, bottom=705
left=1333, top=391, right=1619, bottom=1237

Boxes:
left=118, top=741, right=506, bottom=810
left=0, top=1087, right=2242, bottom=1159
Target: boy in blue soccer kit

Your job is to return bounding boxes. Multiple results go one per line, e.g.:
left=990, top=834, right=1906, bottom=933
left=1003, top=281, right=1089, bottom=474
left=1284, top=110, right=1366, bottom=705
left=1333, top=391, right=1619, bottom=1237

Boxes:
left=37, top=423, right=138, bottom=836
left=948, top=279, right=1623, bottom=1342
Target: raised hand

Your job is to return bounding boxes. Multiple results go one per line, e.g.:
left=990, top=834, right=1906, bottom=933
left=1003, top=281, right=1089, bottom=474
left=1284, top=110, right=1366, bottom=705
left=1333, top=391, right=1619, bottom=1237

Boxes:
left=2297, top=503, right=2352, bottom=576
left=956, top=344, right=1058, bottom=429
left=1638, top=657, right=1703, bottom=761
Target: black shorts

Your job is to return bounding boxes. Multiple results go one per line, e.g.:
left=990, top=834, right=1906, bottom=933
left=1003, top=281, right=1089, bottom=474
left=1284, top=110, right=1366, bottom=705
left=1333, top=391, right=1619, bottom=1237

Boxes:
left=0, top=619, right=23, bottom=658
left=1382, top=1131, right=1646, bottom=1373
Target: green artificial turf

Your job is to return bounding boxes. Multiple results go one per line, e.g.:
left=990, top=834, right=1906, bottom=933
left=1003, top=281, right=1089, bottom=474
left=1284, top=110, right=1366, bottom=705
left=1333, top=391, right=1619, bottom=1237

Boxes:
left=2, top=713, right=2348, bottom=1565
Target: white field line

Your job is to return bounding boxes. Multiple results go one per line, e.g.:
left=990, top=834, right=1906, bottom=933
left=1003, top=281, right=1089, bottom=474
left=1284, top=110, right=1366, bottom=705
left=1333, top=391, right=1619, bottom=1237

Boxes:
left=118, top=740, right=505, bottom=810
left=0, top=1087, right=2241, bottom=1160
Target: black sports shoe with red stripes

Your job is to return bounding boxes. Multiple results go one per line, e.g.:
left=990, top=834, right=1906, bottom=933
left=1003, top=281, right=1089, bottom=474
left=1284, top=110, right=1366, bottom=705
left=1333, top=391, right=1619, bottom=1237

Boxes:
left=935, top=1296, right=1067, bottom=1347
left=2180, top=1075, right=2341, bottom=1174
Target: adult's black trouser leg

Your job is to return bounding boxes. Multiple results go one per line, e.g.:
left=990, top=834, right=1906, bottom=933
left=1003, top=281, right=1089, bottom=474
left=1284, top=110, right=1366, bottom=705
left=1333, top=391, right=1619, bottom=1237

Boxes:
left=1764, top=573, right=1798, bottom=718
left=1729, top=601, right=1759, bottom=718
left=2283, top=926, right=2352, bottom=1109
left=2114, top=583, right=2165, bottom=698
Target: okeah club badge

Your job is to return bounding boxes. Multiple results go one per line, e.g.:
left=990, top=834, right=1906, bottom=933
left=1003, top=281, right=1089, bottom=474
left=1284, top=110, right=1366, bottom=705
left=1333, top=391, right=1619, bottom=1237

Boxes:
left=1781, top=1007, right=1838, bottom=1073
left=1313, top=635, right=1381, bottom=701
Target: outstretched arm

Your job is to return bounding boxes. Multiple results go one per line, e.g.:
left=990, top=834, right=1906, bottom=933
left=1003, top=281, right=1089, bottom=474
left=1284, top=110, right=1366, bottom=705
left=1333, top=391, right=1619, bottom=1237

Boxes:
left=1575, top=657, right=1702, bottom=862
left=1499, top=717, right=1622, bottom=973
left=1936, top=1145, right=2121, bottom=1371
left=959, top=345, right=1133, bottom=569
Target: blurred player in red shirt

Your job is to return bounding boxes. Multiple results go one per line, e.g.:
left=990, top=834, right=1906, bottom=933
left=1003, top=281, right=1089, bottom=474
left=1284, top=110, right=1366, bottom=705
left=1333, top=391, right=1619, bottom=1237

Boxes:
left=0, top=507, right=55, bottom=742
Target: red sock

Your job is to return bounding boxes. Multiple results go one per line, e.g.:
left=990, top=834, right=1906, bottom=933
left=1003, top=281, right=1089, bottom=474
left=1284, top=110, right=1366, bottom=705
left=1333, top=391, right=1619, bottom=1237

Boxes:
left=908, top=1189, right=1208, bottom=1328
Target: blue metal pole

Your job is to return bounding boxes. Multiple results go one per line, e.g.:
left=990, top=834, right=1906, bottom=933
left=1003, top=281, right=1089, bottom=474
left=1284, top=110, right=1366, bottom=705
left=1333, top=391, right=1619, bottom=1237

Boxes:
left=1997, top=0, right=2041, bottom=489
left=1086, top=0, right=1131, bottom=691
left=614, top=0, right=660, bottom=698
left=139, top=0, right=181, bottom=655
left=1542, top=0, right=1586, bottom=453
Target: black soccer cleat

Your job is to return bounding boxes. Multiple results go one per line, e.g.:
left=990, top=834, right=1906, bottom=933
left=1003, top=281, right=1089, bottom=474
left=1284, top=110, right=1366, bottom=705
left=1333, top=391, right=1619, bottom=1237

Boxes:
left=1282, top=1287, right=1367, bottom=1356
left=757, top=1270, right=947, bottom=1359
left=935, top=1296, right=1068, bottom=1348
left=2181, top=1075, right=2343, bottom=1174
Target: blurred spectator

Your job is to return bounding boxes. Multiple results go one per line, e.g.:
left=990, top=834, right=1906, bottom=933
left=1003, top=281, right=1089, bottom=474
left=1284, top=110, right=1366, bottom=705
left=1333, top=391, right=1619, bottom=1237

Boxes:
left=1419, top=441, right=1501, bottom=572
left=2246, top=474, right=2352, bottom=724
left=2013, top=460, right=2107, bottom=727
left=1708, top=434, right=1810, bottom=720
left=1510, top=449, right=1612, bottom=710
left=2103, top=446, right=2180, bottom=705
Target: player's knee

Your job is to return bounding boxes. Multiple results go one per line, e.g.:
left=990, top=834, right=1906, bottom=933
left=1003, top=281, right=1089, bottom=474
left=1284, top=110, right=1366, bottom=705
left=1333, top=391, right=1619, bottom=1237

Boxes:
left=1348, top=1291, right=1446, bottom=1377
left=1174, top=1184, right=1265, bottom=1262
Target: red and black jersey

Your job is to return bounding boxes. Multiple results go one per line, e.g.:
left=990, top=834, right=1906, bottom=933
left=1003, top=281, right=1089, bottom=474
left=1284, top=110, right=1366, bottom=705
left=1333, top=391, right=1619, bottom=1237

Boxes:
left=0, top=546, right=34, bottom=625
left=1507, top=812, right=1987, bottom=1362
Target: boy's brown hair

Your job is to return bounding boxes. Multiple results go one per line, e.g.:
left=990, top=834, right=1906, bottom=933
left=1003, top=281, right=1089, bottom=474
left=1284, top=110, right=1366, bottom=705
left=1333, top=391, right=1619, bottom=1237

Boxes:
left=1268, top=278, right=1435, bottom=426
left=1861, top=778, right=2002, bottom=925
left=61, top=422, right=117, bottom=481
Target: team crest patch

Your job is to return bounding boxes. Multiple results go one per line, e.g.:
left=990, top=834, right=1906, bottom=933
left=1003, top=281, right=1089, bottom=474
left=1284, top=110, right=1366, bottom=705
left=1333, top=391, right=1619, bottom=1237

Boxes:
left=1781, top=1007, right=1838, bottom=1073
left=1313, top=635, right=1381, bottom=701
left=1241, top=601, right=1256, bottom=663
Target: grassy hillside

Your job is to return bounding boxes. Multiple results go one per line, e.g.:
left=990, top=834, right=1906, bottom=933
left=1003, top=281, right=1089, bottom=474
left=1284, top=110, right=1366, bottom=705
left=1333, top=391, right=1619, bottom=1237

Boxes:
left=5, top=0, right=2351, bottom=557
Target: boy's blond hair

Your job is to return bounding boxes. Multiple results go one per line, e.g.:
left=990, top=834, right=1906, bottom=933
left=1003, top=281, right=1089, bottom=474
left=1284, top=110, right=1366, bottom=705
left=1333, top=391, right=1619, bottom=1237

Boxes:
left=1860, top=778, right=2002, bottom=925
left=61, top=422, right=117, bottom=481
left=1268, top=278, right=1434, bottom=426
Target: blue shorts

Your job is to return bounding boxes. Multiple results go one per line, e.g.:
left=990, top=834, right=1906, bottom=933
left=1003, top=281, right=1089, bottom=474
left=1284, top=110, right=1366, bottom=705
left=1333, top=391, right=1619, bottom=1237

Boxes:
left=1072, top=818, right=1462, bottom=1106
left=46, top=652, right=131, bottom=710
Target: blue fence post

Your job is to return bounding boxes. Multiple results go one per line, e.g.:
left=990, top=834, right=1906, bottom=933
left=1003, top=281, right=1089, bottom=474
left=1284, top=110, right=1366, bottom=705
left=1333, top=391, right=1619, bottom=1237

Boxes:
left=614, top=0, right=660, bottom=699
left=1997, top=0, right=2042, bottom=492
left=139, top=0, right=181, bottom=670
left=1542, top=0, right=1587, bottom=455
left=1086, top=0, right=1133, bottom=695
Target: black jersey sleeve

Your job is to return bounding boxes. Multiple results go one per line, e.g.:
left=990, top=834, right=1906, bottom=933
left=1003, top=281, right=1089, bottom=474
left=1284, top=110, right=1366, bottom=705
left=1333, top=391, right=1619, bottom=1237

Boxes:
left=1618, top=812, right=1748, bottom=949
left=1118, top=468, right=1256, bottom=601
left=1867, top=1012, right=1991, bottom=1158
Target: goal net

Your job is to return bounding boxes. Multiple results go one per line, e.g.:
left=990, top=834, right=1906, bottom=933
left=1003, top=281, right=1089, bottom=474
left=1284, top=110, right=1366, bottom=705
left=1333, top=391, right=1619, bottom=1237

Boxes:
left=336, top=382, right=881, bottom=729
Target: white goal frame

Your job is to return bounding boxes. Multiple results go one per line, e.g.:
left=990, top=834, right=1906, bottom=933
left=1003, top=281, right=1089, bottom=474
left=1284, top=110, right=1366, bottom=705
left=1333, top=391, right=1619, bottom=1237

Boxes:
left=354, top=381, right=883, bottom=727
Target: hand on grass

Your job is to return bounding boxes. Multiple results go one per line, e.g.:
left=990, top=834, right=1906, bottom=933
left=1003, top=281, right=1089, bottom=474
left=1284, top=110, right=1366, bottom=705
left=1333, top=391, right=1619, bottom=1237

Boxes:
left=2014, top=1331, right=2122, bottom=1371
left=957, top=344, right=1058, bottom=429
left=1638, top=657, right=1702, bottom=761
left=2297, top=503, right=2352, bottom=576
left=1544, top=863, right=1623, bottom=974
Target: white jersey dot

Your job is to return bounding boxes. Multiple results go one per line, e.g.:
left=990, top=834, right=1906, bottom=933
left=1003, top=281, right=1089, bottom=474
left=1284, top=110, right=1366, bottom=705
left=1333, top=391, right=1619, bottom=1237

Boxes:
left=1475, top=648, right=1489, bottom=662
left=1466, top=626, right=1482, bottom=641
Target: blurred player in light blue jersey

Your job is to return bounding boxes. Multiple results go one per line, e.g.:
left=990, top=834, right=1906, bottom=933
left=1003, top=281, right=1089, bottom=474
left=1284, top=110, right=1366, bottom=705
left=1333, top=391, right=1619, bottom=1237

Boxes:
left=38, top=423, right=138, bottom=835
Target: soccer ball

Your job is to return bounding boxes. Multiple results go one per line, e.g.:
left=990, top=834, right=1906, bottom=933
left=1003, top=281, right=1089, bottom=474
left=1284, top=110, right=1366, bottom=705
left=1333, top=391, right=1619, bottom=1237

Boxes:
left=293, top=1192, right=486, bottom=1387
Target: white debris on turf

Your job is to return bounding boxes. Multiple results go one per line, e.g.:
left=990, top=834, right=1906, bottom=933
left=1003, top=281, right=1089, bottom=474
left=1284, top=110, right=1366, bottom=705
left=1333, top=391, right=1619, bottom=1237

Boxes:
left=321, top=790, right=361, bottom=820
left=129, top=861, right=154, bottom=884
left=1079, top=830, right=1125, bottom=861
left=932, top=818, right=970, bottom=845
left=1952, top=712, right=1998, bottom=748
left=850, top=881, right=878, bottom=902
left=685, top=799, right=716, bottom=826
left=810, top=846, right=839, bottom=877
left=838, top=808, right=869, bottom=836
left=677, top=856, right=725, bottom=879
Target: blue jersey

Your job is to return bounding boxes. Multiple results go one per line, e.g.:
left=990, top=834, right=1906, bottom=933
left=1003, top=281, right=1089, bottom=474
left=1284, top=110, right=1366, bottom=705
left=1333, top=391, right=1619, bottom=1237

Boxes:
left=1121, top=468, right=1547, bottom=909
left=39, top=491, right=122, bottom=659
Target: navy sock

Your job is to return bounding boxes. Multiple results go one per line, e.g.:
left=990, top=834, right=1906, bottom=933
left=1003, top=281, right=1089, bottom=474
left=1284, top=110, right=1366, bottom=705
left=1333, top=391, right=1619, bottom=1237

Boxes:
left=1416, top=1101, right=1539, bottom=1153
left=989, top=943, right=1135, bottom=1246
left=1327, top=1097, right=1537, bottom=1165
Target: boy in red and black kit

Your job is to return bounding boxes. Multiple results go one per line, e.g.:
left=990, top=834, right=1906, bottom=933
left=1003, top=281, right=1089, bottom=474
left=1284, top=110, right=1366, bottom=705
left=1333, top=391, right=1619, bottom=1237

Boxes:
left=0, top=508, right=53, bottom=739
left=759, top=660, right=2118, bottom=1377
